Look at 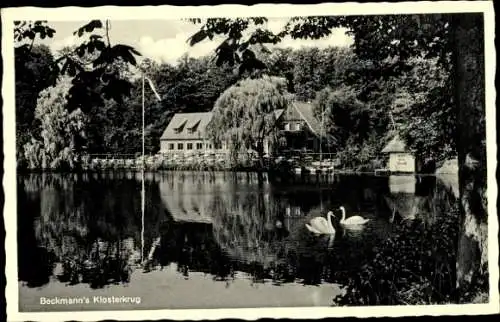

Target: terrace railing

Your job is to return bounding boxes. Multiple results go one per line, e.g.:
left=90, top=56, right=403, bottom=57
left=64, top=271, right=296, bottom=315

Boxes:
left=83, top=151, right=339, bottom=171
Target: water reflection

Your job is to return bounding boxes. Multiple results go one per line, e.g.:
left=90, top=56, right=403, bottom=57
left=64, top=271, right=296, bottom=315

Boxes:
left=385, top=175, right=457, bottom=226
left=18, top=172, right=458, bottom=306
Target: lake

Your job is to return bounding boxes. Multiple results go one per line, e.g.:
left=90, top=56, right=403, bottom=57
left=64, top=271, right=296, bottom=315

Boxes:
left=17, top=171, right=459, bottom=311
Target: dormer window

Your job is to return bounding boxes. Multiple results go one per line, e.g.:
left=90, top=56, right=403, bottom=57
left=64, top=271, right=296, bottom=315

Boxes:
left=174, top=120, right=187, bottom=134
left=187, top=120, right=201, bottom=134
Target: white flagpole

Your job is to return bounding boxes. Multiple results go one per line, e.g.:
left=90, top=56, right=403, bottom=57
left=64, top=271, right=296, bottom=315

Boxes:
left=141, top=73, right=145, bottom=264
left=142, top=74, right=145, bottom=168
left=139, top=71, right=161, bottom=266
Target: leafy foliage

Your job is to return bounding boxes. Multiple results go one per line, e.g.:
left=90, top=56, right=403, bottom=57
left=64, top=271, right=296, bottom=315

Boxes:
left=16, top=17, right=457, bottom=167
left=189, top=15, right=458, bottom=165
left=270, top=47, right=356, bottom=101
left=14, top=20, right=56, bottom=43
left=73, top=20, right=103, bottom=37
left=189, top=15, right=452, bottom=75
left=394, top=58, right=455, bottom=163
left=23, top=77, right=87, bottom=170
left=333, top=205, right=459, bottom=305
left=189, top=18, right=286, bottom=76
left=17, top=42, right=453, bottom=169
left=206, top=77, right=290, bottom=161
left=15, top=19, right=142, bottom=114
left=313, top=85, right=391, bottom=169
left=15, top=44, right=56, bottom=166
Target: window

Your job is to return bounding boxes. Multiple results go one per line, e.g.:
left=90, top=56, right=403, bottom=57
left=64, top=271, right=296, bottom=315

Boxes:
left=177, top=143, right=184, bottom=150
left=196, top=143, right=203, bottom=149
left=207, top=143, right=212, bottom=149
left=214, top=142, right=222, bottom=149
left=174, top=120, right=187, bottom=134
left=284, top=123, right=290, bottom=131
left=294, top=123, right=301, bottom=131
left=168, top=143, right=174, bottom=150
left=187, top=143, right=193, bottom=150
left=188, top=120, right=201, bottom=133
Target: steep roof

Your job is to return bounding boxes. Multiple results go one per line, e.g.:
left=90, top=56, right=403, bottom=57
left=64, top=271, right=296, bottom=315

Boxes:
left=292, top=102, right=328, bottom=138
left=381, top=135, right=407, bottom=153
left=274, top=109, right=284, bottom=120
left=161, top=109, right=285, bottom=141
left=160, top=112, right=213, bottom=140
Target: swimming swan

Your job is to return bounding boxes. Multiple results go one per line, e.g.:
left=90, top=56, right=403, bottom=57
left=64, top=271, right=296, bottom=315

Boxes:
left=305, top=211, right=336, bottom=235
left=339, top=206, right=370, bottom=226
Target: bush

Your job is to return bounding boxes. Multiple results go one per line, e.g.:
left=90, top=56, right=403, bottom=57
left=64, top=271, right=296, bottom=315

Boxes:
left=333, top=205, right=459, bottom=305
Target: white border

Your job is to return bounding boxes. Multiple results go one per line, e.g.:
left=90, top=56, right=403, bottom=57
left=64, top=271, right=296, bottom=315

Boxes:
left=2, top=2, right=498, bottom=321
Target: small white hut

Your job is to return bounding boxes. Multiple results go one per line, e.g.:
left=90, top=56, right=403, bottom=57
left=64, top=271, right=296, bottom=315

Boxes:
left=381, top=135, right=416, bottom=173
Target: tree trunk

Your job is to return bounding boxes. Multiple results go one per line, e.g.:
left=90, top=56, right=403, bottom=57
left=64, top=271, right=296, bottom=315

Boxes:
left=256, top=140, right=265, bottom=168
left=256, top=140, right=265, bottom=183
left=452, top=13, right=488, bottom=302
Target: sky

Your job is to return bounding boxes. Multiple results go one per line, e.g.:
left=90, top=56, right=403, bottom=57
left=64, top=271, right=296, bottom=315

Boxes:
left=39, top=19, right=354, bottom=65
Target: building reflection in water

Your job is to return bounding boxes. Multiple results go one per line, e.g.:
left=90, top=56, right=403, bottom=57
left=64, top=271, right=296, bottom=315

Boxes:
left=17, top=171, right=459, bottom=291
left=384, top=174, right=457, bottom=226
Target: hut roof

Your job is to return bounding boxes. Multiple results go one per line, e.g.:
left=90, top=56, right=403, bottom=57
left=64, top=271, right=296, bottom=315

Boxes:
left=381, top=135, right=407, bottom=153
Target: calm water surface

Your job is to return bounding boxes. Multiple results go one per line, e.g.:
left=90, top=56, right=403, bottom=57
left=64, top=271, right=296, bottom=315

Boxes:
left=17, top=171, right=458, bottom=311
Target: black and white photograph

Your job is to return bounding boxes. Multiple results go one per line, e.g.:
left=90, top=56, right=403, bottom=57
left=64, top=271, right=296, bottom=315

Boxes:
left=2, top=1, right=498, bottom=320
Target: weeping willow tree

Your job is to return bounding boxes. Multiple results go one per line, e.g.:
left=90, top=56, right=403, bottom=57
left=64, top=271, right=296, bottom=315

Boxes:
left=206, top=76, right=290, bottom=170
left=23, top=76, right=87, bottom=170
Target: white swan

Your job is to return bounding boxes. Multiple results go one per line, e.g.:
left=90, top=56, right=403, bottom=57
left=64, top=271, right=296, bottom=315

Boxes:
left=305, top=211, right=336, bottom=235
left=339, top=206, right=370, bottom=226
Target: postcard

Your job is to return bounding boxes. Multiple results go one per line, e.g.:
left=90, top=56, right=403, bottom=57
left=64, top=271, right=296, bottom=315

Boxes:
left=2, top=1, right=498, bottom=321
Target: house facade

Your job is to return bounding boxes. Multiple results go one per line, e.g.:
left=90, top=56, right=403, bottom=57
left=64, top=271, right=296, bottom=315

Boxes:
left=275, top=102, right=334, bottom=156
left=159, top=112, right=277, bottom=156
left=381, top=135, right=416, bottom=173
left=159, top=102, right=332, bottom=158
left=159, top=112, right=228, bottom=155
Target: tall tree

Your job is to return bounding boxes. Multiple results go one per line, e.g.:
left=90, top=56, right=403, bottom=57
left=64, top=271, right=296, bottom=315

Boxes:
left=393, top=57, right=455, bottom=164
left=15, top=44, right=55, bottom=166
left=206, top=76, right=289, bottom=167
left=289, top=47, right=356, bottom=101
left=451, top=14, right=488, bottom=301
left=23, top=76, right=87, bottom=170
left=313, top=85, right=389, bottom=169
left=14, top=20, right=144, bottom=162
left=15, top=20, right=142, bottom=113
left=260, top=47, right=295, bottom=92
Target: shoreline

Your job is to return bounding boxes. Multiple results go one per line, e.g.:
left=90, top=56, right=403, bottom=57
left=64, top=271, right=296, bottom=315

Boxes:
left=16, top=168, right=459, bottom=176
